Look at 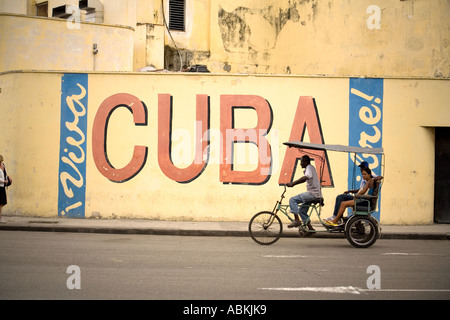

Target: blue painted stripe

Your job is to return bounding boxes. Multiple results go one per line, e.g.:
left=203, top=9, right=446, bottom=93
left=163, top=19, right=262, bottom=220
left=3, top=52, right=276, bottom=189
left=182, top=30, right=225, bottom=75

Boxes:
left=348, top=78, right=383, bottom=220
left=58, top=74, right=88, bottom=218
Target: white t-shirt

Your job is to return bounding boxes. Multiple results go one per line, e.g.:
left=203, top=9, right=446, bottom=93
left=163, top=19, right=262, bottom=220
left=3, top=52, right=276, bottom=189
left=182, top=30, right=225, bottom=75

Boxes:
left=304, top=164, right=322, bottom=198
left=359, top=172, right=377, bottom=189
left=0, top=164, right=5, bottom=187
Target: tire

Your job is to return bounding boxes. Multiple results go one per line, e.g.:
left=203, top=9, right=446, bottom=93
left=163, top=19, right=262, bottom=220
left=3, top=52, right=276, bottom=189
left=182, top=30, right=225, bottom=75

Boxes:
left=344, top=215, right=379, bottom=248
left=249, top=211, right=283, bottom=245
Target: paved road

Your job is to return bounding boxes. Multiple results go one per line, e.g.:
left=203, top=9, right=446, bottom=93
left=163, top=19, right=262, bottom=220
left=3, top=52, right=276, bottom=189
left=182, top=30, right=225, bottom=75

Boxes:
left=0, top=231, right=449, bottom=301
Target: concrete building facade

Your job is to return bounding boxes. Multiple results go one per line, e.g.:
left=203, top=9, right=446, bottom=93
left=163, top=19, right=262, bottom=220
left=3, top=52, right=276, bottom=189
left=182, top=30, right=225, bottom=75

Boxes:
left=1, top=0, right=449, bottom=224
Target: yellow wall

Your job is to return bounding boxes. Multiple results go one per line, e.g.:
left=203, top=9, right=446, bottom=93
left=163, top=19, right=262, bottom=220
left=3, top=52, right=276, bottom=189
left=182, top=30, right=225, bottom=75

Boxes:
left=102, top=0, right=136, bottom=27
left=1, top=1, right=447, bottom=225
left=136, top=0, right=162, bottom=25
left=201, top=0, right=449, bottom=77
left=0, top=0, right=27, bottom=14
left=0, top=72, right=62, bottom=215
left=134, top=24, right=165, bottom=70
left=164, top=0, right=211, bottom=52
left=1, top=71, right=449, bottom=224
left=2, top=1, right=448, bottom=77
left=0, top=13, right=134, bottom=72
left=383, top=79, right=449, bottom=223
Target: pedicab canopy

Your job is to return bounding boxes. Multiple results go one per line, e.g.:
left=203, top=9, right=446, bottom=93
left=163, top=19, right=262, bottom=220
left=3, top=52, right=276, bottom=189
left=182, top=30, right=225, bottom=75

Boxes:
left=283, top=141, right=384, bottom=155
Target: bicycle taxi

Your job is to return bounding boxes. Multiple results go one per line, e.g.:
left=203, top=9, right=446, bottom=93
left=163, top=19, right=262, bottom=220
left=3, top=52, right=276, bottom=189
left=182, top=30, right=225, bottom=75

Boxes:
left=249, top=141, right=385, bottom=248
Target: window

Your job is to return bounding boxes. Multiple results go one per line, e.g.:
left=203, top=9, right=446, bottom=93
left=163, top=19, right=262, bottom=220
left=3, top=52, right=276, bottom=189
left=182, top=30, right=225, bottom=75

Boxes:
left=169, top=0, right=185, bottom=31
left=36, top=1, right=48, bottom=17
left=52, top=5, right=72, bottom=18
left=79, top=0, right=88, bottom=9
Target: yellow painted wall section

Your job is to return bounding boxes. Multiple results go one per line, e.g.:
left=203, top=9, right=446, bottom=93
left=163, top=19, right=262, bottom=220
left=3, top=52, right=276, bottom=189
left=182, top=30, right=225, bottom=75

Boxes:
left=3, top=1, right=448, bottom=77
left=0, top=73, right=62, bottom=215
left=1, top=72, right=449, bottom=224
left=0, top=0, right=27, bottom=14
left=204, top=0, right=449, bottom=77
left=0, top=14, right=134, bottom=72
left=383, top=79, right=449, bottom=224
left=134, top=23, right=165, bottom=70
left=163, top=0, right=211, bottom=52
left=102, top=0, right=136, bottom=28
left=136, top=0, right=163, bottom=25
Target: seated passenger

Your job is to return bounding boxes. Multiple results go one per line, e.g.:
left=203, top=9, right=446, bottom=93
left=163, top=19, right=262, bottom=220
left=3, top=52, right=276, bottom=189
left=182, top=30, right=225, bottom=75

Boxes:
left=324, top=167, right=374, bottom=226
left=325, top=161, right=381, bottom=222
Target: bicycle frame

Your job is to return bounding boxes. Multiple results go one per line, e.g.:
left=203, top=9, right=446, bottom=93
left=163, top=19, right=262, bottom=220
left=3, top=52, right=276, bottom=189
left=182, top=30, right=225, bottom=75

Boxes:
left=271, top=186, right=329, bottom=232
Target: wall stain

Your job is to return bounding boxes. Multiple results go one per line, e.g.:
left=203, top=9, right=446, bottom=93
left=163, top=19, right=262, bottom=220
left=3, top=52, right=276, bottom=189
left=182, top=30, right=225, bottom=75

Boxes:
left=218, top=6, right=252, bottom=53
left=164, top=46, right=211, bottom=71
left=218, top=1, right=316, bottom=56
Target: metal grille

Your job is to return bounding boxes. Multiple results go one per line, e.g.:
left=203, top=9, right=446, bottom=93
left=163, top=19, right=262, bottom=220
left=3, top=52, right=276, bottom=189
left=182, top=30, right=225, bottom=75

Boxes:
left=169, top=0, right=185, bottom=31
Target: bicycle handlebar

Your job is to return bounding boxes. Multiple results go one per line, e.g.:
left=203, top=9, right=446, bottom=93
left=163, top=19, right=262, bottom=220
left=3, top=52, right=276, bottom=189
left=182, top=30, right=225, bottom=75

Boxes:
left=280, top=185, right=287, bottom=199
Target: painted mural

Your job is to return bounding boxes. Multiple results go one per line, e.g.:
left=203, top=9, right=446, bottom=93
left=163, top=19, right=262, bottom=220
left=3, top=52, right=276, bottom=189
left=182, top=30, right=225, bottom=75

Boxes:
left=91, top=93, right=330, bottom=187
left=1, top=71, right=446, bottom=224
left=57, top=74, right=384, bottom=219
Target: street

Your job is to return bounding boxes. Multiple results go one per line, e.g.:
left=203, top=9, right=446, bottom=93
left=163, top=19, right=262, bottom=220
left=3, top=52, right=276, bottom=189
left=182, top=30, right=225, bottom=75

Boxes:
left=0, top=231, right=449, bottom=300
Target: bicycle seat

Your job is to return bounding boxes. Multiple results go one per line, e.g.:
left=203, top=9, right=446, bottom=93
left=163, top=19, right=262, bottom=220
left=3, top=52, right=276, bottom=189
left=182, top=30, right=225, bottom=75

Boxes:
left=309, top=198, right=324, bottom=206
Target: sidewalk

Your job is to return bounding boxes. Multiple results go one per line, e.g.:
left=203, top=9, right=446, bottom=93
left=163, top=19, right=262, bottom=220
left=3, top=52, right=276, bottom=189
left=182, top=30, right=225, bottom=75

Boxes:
left=1, top=215, right=449, bottom=240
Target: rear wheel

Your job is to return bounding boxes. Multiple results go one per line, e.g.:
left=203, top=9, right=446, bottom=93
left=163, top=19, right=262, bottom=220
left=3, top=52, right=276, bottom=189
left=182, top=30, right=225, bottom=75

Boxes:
left=249, top=211, right=283, bottom=245
left=344, top=215, right=379, bottom=248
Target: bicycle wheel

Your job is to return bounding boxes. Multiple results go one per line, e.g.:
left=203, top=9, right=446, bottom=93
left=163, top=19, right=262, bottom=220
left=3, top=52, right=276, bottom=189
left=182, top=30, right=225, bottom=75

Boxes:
left=344, top=215, right=379, bottom=248
left=249, top=211, right=283, bottom=245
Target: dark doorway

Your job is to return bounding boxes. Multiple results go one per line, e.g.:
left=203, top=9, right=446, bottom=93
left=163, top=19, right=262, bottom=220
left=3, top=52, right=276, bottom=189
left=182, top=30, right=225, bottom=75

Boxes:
left=434, top=127, right=450, bottom=223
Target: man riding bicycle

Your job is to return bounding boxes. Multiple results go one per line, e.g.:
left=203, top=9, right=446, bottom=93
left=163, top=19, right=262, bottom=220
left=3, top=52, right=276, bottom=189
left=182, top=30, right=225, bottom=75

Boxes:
left=286, top=155, right=322, bottom=233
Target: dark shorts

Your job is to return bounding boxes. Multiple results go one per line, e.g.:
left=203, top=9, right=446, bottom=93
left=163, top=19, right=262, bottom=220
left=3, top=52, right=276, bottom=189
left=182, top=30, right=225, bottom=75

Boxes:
left=0, top=187, right=7, bottom=205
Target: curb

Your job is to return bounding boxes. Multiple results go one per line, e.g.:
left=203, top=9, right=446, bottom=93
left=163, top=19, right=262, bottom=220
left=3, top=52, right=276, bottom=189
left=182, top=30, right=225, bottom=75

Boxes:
left=1, top=223, right=449, bottom=240
left=0, top=224, right=249, bottom=237
left=380, top=232, right=450, bottom=241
